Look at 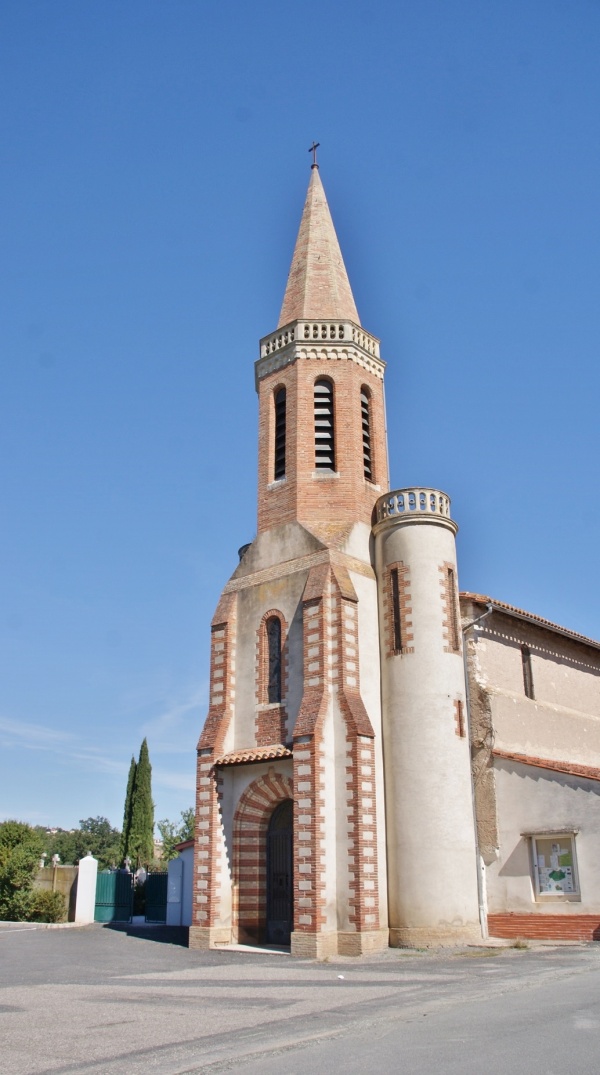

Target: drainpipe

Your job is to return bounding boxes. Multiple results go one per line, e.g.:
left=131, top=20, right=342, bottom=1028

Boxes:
left=462, top=603, right=493, bottom=940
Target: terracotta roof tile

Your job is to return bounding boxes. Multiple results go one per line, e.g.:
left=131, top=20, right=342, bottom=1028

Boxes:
left=493, top=749, right=600, bottom=783
left=214, top=744, right=293, bottom=767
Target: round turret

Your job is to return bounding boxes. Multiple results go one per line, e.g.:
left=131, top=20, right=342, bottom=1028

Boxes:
left=373, top=488, right=482, bottom=946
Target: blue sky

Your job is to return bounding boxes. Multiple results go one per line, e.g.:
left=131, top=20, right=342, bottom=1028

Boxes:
left=1, top=1, right=599, bottom=830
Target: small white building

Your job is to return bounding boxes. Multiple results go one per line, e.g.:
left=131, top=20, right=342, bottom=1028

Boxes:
left=166, top=840, right=194, bottom=927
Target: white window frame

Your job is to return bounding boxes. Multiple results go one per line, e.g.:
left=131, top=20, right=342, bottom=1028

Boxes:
left=526, top=830, right=580, bottom=901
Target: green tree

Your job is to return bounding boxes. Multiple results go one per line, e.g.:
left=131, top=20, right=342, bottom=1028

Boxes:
left=0, top=820, right=63, bottom=922
left=157, top=818, right=179, bottom=862
left=119, top=755, right=137, bottom=865
left=179, top=807, right=195, bottom=842
left=74, top=817, right=121, bottom=869
left=41, top=818, right=121, bottom=870
left=157, top=807, right=196, bottom=862
left=127, top=738, right=154, bottom=867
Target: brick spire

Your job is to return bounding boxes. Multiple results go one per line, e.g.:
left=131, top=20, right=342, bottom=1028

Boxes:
left=277, top=166, right=360, bottom=328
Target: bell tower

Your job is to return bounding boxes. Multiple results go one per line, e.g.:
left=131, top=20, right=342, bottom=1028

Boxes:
left=190, top=161, right=390, bottom=957
left=256, top=162, right=389, bottom=540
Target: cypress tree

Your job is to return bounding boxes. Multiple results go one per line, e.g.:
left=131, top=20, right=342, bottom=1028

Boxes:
left=127, top=738, right=154, bottom=867
left=119, top=756, right=137, bottom=865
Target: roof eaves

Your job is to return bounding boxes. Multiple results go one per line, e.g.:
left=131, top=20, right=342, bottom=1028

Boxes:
left=460, top=592, right=600, bottom=651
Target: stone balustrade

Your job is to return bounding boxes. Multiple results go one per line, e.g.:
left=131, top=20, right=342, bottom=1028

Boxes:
left=374, top=487, right=453, bottom=525
left=260, top=319, right=380, bottom=360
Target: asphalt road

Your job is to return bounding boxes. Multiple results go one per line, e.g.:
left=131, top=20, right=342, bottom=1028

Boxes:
left=1, top=924, right=600, bottom=1074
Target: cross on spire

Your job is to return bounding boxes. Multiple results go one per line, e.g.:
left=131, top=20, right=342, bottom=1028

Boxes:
left=308, top=141, right=320, bottom=168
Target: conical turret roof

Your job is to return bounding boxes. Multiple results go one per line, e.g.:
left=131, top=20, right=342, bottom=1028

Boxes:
left=278, top=167, right=360, bottom=328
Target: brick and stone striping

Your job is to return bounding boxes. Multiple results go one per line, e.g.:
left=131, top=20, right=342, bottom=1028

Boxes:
left=292, top=564, right=330, bottom=938
left=191, top=592, right=237, bottom=944
left=190, top=757, right=225, bottom=940
left=330, top=579, right=379, bottom=938
left=197, top=592, right=237, bottom=756
left=382, top=560, right=414, bottom=657
left=291, top=562, right=381, bottom=951
left=232, top=769, right=293, bottom=944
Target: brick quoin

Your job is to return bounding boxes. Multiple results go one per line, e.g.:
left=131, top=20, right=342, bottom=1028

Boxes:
left=293, top=569, right=330, bottom=935
left=192, top=593, right=238, bottom=935
left=330, top=580, right=379, bottom=934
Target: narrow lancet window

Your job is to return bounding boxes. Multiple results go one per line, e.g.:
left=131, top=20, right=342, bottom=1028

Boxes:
left=314, top=379, right=335, bottom=470
left=274, top=388, right=286, bottom=480
left=266, top=616, right=282, bottom=703
left=447, top=567, right=460, bottom=652
left=521, top=645, right=534, bottom=699
left=391, top=567, right=402, bottom=653
left=361, top=388, right=373, bottom=480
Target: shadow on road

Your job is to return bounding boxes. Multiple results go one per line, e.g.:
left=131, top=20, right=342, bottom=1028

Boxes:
left=103, top=923, right=189, bottom=947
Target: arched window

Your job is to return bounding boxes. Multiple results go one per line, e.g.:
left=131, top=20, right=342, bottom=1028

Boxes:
left=361, top=387, right=373, bottom=480
left=274, top=388, right=286, bottom=480
left=266, top=616, right=282, bottom=703
left=314, top=378, right=335, bottom=470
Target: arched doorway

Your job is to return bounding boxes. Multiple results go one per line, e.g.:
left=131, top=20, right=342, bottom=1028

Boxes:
left=266, top=799, right=293, bottom=945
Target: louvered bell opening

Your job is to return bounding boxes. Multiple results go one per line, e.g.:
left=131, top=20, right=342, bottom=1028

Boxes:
left=314, top=380, right=335, bottom=470
left=361, top=390, right=372, bottom=480
left=274, top=388, right=286, bottom=480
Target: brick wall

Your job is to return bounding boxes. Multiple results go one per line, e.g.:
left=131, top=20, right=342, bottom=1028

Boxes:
left=257, top=355, right=388, bottom=535
left=488, top=913, right=600, bottom=941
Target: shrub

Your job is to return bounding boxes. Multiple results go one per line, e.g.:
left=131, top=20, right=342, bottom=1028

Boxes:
left=26, top=889, right=66, bottom=923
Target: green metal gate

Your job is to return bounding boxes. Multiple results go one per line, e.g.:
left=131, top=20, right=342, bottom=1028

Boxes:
left=145, top=873, right=168, bottom=922
left=94, top=870, right=134, bottom=922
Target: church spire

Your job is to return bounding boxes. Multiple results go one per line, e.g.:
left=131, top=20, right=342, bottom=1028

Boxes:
left=277, top=165, right=360, bottom=328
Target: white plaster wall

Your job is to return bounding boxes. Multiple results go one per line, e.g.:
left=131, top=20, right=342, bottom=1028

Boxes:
left=167, top=847, right=194, bottom=926
left=487, top=759, right=600, bottom=914
left=376, top=520, right=480, bottom=932
left=351, top=568, right=388, bottom=927
left=180, top=845, right=194, bottom=927
left=473, top=629, right=600, bottom=716
left=234, top=522, right=322, bottom=575
left=471, top=631, right=600, bottom=768
left=340, top=520, right=372, bottom=563
left=490, top=692, right=600, bottom=767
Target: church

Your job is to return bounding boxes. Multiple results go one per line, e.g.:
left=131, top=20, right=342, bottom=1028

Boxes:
left=189, top=160, right=600, bottom=955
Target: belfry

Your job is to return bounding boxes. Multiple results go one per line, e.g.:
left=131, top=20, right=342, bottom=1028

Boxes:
left=189, top=159, right=480, bottom=955
left=189, top=159, right=600, bottom=953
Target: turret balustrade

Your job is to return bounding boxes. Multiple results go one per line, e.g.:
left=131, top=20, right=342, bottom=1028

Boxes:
left=374, top=487, right=452, bottom=526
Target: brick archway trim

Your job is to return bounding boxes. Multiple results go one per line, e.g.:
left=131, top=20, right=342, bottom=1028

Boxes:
left=232, top=769, right=293, bottom=943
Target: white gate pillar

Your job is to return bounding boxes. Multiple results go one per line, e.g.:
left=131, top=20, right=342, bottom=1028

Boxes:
left=75, top=852, right=98, bottom=924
